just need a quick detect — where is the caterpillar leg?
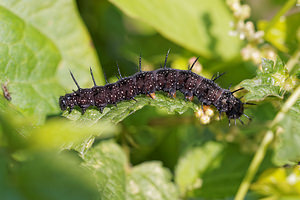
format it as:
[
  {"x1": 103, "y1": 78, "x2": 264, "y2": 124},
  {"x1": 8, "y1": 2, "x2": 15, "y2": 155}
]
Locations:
[
  {"x1": 98, "y1": 107, "x2": 104, "y2": 114},
  {"x1": 228, "y1": 117, "x2": 245, "y2": 126},
  {"x1": 243, "y1": 113, "x2": 252, "y2": 121},
  {"x1": 132, "y1": 97, "x2": 138, "y2": 102},
  {"x1": 80, "y1": 105, "x2": 90, "y2": 115},
  {"x1": 68, "y1": 106, "x2": 74, "y2": 114},
  {"x1": 168, "y1": 89, "x2": 176, "y2": 98},
  {"x1": 147, "y1": 93, "x2": 156, "y2": 99},
  {"x1": 238, "y1": 118, "x2": 244, "y2": 125},
  {"x1": 81, "y1": 107, "x2": 86, "y2": 115},
  {"x1": 185, "y1": 95, "x2": 193, "y2": 101}
]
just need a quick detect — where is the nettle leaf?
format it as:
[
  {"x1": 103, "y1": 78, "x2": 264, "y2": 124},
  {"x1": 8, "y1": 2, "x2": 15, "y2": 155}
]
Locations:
[
  {"x1": 63, "y1": 92, "x2": 198, "y2": 124},
  {"x1": 175, "y1": 142, "x2": 223, "y2": 196},
  {"x1": 240, "y1": 57, "x2": 300, "y2": 165},
  {"x1": 0, "y1": 7, "x2": 61, "y2": 124},
  {"x1": 273, "y1": 99, "x2": 300, "y2": 165},
  {"x1": 0, "y1": 0, "x2": 102, "y2": 123},
  {"x1": 126, "y1": 162, "x2": 179, "y2": 200},
  {"x1": 0, "y1": 0, "x2": 103, "y2": 88},
  {"x1": 240, "y1": 57, "x2": 296, "y2": 102},
  {"x1": 82, "y1": 141, "x2": 127, "y2": 200},
  {"x1": 82, "y1": 141, "x2": 179, "y2": 200},
  {"x1": 109, "y1": 0, "x2": 241, "y2": 59}
]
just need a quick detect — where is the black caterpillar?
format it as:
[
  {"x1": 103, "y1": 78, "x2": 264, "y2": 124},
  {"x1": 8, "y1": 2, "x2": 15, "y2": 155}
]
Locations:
[{"x1": 59, "y1": 51, "x2": 253, "y2": 125}]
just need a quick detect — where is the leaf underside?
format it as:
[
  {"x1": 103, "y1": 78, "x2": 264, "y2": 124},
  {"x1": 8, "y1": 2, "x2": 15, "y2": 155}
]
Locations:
[{"x1": 63, "y1": 92, "x2": 199, "y2": 124}]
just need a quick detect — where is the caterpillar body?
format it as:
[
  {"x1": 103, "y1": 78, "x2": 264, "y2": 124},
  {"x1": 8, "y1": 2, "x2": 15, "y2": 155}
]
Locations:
[{"x1": 59, "y1": 53, "x2": 252, "y2": 125}]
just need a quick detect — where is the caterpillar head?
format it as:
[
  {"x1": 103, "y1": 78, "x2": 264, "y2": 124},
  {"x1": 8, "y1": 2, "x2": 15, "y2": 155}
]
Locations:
[
  {"x1": 59, "y1": 93, "x2": 81, "y2": 113},
  {"x1": 225, "y1": 96, "x2": 244, "y2": 120},
  {"x1": 217, "y1": 90, "x2": 249, "y2": 125}
]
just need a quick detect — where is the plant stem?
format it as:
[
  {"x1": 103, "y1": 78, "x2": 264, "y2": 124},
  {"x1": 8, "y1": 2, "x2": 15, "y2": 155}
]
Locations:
[
  {"x1": 234, "y1": 85, "x2": 300, "y2": 200},
  {"x1": 234, "y1": 130, "x2": 273, "y2": 200},
  {"x1": 264, "y1": 0, "x2": 297, "y2": 34},
  {"x1": 286, "y1": 49, "x2": 300, "y2": 73},
  {"x1": 270, "y1": 85, "x2": 300, "y2": 127}
]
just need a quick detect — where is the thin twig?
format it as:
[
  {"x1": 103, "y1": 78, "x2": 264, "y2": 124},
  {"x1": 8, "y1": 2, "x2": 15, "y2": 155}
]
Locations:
[{"x1": 286, "y1": 49, "x2": 300, "y2": 73}]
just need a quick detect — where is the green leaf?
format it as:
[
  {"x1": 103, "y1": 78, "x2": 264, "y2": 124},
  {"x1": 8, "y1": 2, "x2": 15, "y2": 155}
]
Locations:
[
  {"x1": 252, "y1": 167, "x2": 300, "y2": 199},
  {"x1": 174, "y1": 143, "x2": 271, "y2": 199},
  {"x1": 258, "y1": 12, "x2": 300, "y2": 53},
  {"x1": 240, "y1": 57, "x2": 296, "y2": 102},
  {"x1": 0, "y1": 0, "x2": 103, "y2": 123},
  {"x1": 63, "y1": 92, "x2": 198, "y2": 124},
  {"x1": 0, "y1": 96, "x2": 118, "y2": 154},
  {"x1": 273, "y1": 99, "x2": 300, "y2": 165},
  {"x1": 0, "y1": 6, "x2": 62, "y2": 123},
  {"x1": 0, "y1": 98, "x2": 30, "y2": 151},
  {"x1": 109, "y1": 0, "x2": 241, "y2": 59},
  {"x1": 28, "y1": 119, "x2": 118, "y2": 155},
  {"x1": 240, "y1": 57, "x2": 300, "y2": 165},
  {"x1": 259, "y1": 19, "x2": 288, "y2": 52},
  {"x1": 0, "y1": 0, "x2": 103, "y2": 87},
  {"x1": 83, "y1": 141, "x2": 179, "y2": 200},
  {"x1": 126, "y1": 162, "x2": 179, "y2": 200},
  {"x1": 14, "y1": 152, "x2": 99, "y2": 200},
  {"x1": 175, "y1": 141, "x2": 223, "y2": 196},
  {"x1": 82, "y1": 141, "x2": 127, "y2": 200}
]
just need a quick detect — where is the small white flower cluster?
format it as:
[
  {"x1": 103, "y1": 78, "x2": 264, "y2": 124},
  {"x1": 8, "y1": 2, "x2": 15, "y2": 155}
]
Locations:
[
  {"x1": 227, "y1": 0, "x2": 276, "y2": 64},
  {"x1": 241, "y1": 44, "x2": 276, "y2": 64},
  {"x1": 195, "y1": 106, "x2": 214, "y2": 124}
]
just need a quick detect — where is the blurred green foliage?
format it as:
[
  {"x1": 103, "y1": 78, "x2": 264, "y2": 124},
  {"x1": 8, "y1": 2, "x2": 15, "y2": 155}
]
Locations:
[
  {"x1": 241, "y1": 57, "x2": 296, "y2": 101},
  {"x1": 0, "y1": 0, "x2": 299, "y2": 199},
  {"x1": 252, "y1": 167, "x2": 300, "y2": 199}
]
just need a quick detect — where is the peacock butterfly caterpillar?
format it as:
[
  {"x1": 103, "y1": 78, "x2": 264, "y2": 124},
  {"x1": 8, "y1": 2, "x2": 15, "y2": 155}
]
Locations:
[{"x1": 59, "y1": 51, "x2": 254, "y2": 125}]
